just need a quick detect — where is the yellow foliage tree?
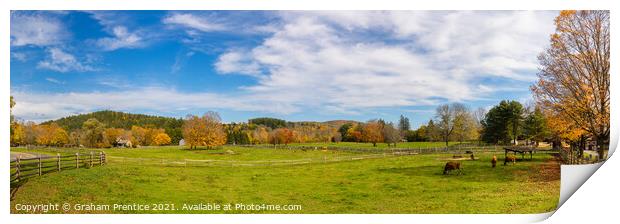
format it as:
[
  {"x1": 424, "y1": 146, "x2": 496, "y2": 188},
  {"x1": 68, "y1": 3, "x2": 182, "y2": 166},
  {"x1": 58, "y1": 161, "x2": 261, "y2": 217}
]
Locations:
[
  {"x1": 10, "y1": 122, "x2": 25, "y2": 146},
  {"x1": 182, "y1": 112, "x2": 227, "y2": 149},
  {"x1": 35, "y1": 123, "x2": 69, "y2": 146},
  {"x1": 532, "y1": 10, "x2": 610, "y2": 158},
  {"x1": 104, "y1": 128, "x2": 126, "y2": 146},
  {"x1": 153, "y1": 133, "x2": 172, "y2": 146}
]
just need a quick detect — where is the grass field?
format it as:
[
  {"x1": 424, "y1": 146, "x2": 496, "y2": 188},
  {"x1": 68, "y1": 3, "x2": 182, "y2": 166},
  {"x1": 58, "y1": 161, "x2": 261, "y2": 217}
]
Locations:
[{"x1": 10, "y1": 145, "x2": 560, "y2": 214}]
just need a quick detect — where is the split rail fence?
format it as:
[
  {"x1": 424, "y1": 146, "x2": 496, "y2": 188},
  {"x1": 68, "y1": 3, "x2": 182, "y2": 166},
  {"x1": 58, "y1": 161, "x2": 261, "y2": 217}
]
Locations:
[
  {"x1": 10, "y1": 152, "x2": 106, "y2": 184},
  {"x1": 107, "y1": 151, "x2": 419, "y2": 167}
]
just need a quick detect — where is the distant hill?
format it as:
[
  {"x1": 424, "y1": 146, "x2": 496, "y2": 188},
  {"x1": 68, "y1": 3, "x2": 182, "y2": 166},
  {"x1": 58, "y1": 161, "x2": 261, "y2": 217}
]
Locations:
[
  {"x1": 323, "y1": 120, "x2": 360, "y2": 128},
  {"x1": 42, "y1": 110, "x2": 184, "y2": 144},
  {"x1": 42, "y1": 111, "x2": 360, "y2": 144}
]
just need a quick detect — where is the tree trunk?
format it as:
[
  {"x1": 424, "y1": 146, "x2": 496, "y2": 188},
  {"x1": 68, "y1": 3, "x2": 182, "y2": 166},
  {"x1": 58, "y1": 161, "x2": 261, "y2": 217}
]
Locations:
[{"x1": 596, "y1": 135, "x2": 607, "y2": 161}]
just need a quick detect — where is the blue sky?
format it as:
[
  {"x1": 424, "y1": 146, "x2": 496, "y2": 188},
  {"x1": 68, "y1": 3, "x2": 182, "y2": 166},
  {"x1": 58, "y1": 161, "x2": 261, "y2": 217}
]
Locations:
[{"x1": 10, "y1": 11, "x2": 557, "y2": 127}]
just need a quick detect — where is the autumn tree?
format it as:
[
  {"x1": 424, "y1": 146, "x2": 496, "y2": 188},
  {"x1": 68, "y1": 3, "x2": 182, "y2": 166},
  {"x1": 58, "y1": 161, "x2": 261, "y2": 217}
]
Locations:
[
  {"x1": 270, "y1": 128, "x2": 295, "y2": 145},
  {"x1": 346, "y1": 125, "x2": 363, "y2": 142},
  {"x1": 69, "y1": 130, "x2": 83, "y2": 147},
  {"x1": 182, "y1": 112, "x2": 227, "y2": 149},
  {"x1": 452, "y1": 112, "x2": 478, "y2": 144},
  {"x1": 35, "y1": 123, "x2": 69, "y2": 146},
  {"x1": 104, "y1": 128, "x2": 126, "y2": 146},
  {"x1": 152, "y1": 132, "x2": 172, "y2": 146},
  {"x1": 10, "y1": 122, "x2": 25, "y2": 146},
  {"x1": 251, "y1": 126, "x2": 269, "y2": 144},
  {"x1": 130, "y1": 126, "x2": 148, "y2": 146},
  {"x1": 362, "y1": 120, "x2": 384, "y2": 147},
  {"x1": 82, "y1": 118, "x2": 106, "y2": 147},
  {"x1": 23, "y1": 122, "x2": 38, "y2": 145},
  {"x1": 531, "y1": 10, "x2": 610, "y2": 159}
]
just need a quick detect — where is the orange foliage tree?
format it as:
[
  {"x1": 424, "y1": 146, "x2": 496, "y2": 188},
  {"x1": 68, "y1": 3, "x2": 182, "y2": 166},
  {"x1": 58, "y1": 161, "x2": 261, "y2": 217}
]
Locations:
[
  {"x1": 182, "y1": 112, "x2": 227, "y2": 149},
  {"x1": 531, "y1": 10, "x2": 609, "y2": 158},
  {"x1": 361, "y1": 121, "x2": 384, "y2": 147},
  {"x1": 153, "y1": 133, "x2": 172, "y2": 146}
]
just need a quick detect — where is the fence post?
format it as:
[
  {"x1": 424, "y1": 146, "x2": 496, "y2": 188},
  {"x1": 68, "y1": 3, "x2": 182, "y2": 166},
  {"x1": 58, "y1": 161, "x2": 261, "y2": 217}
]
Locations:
[
  {"x1": 57, "y1": 153, "x2": 61, "y2": 171},
  {"x1": 16, "y1": 156, "x2": 21, "y2": 182},
  {"x1": 76, "y1": 153, "x2": 79, "y2": 168},
  {"x1": 90, "y1": 152, "x2": 93, "y2": 168},
  {"x1": 99, "y1": 152, "x2": 103, "y2": 165},
  {"x1": 38, "y1": 156, "x2": 42, "y2": 176}
]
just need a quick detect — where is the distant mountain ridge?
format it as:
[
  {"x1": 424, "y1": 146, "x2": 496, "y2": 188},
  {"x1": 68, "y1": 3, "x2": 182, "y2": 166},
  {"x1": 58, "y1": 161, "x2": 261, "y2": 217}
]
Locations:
[
  {"x1": 42, "y1": 110, "x2": 359, "y2": 144},
  {"x1": 42, "y1": 110, "x2": 184, "y2": 132},
  {"x1": 44, "y1": 110, "x2": 359, "y2": 131}
]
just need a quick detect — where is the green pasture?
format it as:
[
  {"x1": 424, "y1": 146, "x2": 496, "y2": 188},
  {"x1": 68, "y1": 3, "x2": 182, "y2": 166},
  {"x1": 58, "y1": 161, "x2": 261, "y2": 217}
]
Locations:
[{"x1": 10, "y1": 145, "x2": 559, "y2": 214}]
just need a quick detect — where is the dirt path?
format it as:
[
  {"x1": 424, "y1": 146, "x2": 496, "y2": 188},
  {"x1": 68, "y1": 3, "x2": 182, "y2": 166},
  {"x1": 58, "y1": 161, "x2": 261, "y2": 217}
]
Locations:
[{"x1": 10, "y1": 152, "x2": 47, "y2": 161}]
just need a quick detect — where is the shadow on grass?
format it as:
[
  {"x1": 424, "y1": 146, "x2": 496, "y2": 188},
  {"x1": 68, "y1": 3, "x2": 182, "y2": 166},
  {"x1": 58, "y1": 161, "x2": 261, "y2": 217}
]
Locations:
[
  {"x1": 10, "y1": 180, "x2": 27, "y2": 201},
  {"x1": 376, "y1": 160, "x2": 559, "y2": 183}
]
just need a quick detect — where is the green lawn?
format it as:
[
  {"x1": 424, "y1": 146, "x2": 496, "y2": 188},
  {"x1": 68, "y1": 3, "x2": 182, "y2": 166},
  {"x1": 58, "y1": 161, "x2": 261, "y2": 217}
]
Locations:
[{"x1": 10, "y1": 146, "x2": 559, "y2": 214}]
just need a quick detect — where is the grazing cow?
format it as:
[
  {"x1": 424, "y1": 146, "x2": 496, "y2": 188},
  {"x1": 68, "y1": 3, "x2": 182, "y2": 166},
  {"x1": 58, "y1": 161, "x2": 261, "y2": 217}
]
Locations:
[
  {"x1": 491, "y1": 155, "x2": 497, "y2": 168},
  {"x1": 504, "y1": 155, "x2": 516, "y2": 165},
  {"x1": 443, "y1": 161, "x2": 462, "y2": 175}
]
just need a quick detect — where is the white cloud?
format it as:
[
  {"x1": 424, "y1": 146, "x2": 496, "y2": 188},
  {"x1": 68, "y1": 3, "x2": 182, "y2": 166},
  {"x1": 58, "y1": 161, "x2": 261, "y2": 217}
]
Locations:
[
  {"x1": 13, "y1": 11, "x2": 558, "y2": 122},
  {"x1": 45, "y1": 77, "x2": 64, "y2": 84},
  {"x1": 213, "y1": 11, "x2": 556, "y2": 113},
  {"x1": 11, "y1": 87, "x2": 300, "y2": 123},
  {"x1": 96, "y1": 26, "x2": 143, "y2": 51},
  {"x1": 37, "y1": 48, "x2": 95, "y2": 73},
  {"x1": 11, "y1": 52, "x2": 27, "y2": 62},
  {"x1": 10, "y1": 13, "x2": 68, "y2": 47},
  {"x1": 215, "y1": 51, "x2": 262, "y2": 76},
  {"x1": 163, "y1": 13, "x2": 226, "y2": 32}
]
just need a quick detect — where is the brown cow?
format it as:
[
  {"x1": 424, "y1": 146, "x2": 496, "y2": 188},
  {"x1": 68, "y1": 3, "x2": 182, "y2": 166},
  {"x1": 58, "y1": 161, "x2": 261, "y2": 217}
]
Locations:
[
  {"x1": 504, "y1": 155, "x2": 516, "y2": 165},
  {"x1": 491, "y1": 155, "x2": 497, "y2": 168},
  {"x1": 443, "y1": 161, "x2": 462, "y2": 175}
]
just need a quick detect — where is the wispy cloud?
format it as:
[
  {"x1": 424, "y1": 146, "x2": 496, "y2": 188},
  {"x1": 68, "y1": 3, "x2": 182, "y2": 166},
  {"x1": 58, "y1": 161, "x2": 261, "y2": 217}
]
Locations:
[
  {"x1": 45, "y1": 77, "x2": 64, "y2": 85},
  {"x1": 171, "y1": 51, "x2": 195, "y2": 73},
  {"x1": 163, "y1": 13, "x2": 227, "y2": 32},
  {"x1": 213, "y1": 11, "x2": 555, "y2": 113},
  {"x1": 87, "y1": 11, "x2": 146, "y2": 51},
  {"x1": 95, "y1": 26, "x2": 144, "y2": 51},
  {"x1": 11, "y1": 11, "x2": 557, "y2": 123},
  {"x1": 11, "y1": 87, "x2": 300, "y2": 123},
  {"x1": 10, "y1": 12, "x2": 68, "y2": 47},
  {"x1": 37, "y1": 48, "x2": 96, "y2": 73}
]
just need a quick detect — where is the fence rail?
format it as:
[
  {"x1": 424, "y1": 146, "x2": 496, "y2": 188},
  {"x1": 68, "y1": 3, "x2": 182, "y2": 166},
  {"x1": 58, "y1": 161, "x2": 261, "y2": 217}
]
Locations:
[
  {"x1": 10, "y1": 152, "x2": 106, "y2": 184},
  {"x1": 107, "y1": 151, "x2": 422, "y2": 167},
  {"x1": 559, "y1": 147, "x2": 607, "y2": 164},
  {"x1": 238, "y1": 144, "x2": 514, "y2": 154}
]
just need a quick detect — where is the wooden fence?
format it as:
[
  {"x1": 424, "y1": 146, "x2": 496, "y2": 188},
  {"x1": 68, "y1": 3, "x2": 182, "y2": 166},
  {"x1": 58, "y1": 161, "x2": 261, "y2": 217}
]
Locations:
[
  {"x1": 107, "y1": 151, "x2": 420, "y2": 167},
  {"x1": 238, "y1": 144, "x2": 511, "y2": 154},
  {"x1": 559, "y1": 147, "x2": 606, "y2": 164},
  {"x1": 10, "y1": 152, "x2": 106, "y2": 184}
]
